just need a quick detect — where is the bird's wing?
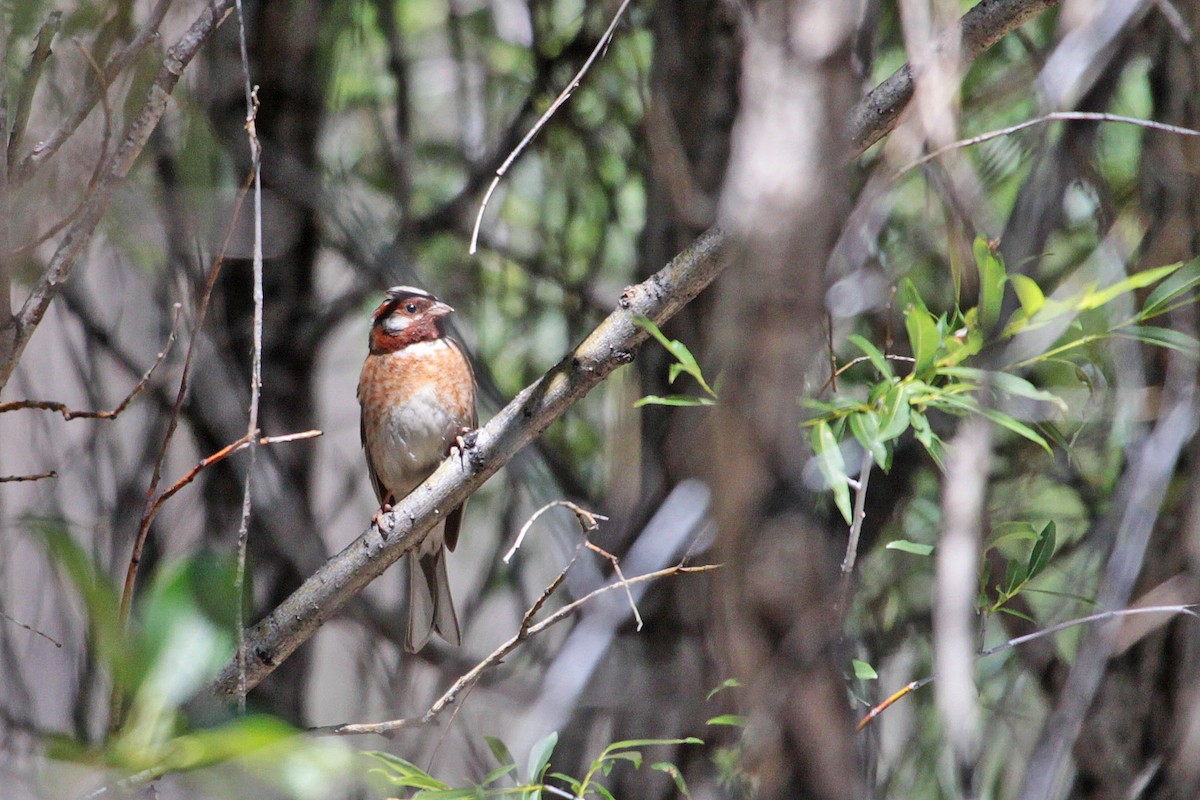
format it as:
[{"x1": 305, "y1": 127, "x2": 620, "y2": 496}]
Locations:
[{"x1": 360, "y1": 410, "x2": 389, "y2": 505}]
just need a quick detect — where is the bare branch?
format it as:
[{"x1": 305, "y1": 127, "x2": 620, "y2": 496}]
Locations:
[
  {"x1": 0, "y1": 304, "x2": 181, "y2": 420},
  {"x1": 469, "y1": 0, "x2": 634, "y2": 253},
  {"x1": 503, "y1": 499, "x2": 608, "y2": 563},
  {"x1": 0, "y1": 471, "x2": 57, "y2": 483},
  {"x1": 6, "y1": 12, "x2": 62, "y2": 169},
  {"x1": 0, "y1": 609, "x2": 62, "y2": 648},
  {"x1": 210, "y1": 226, "x2": 728, "y2": 697}
]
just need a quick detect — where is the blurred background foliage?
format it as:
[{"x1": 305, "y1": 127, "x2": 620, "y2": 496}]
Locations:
[{"x1": 2, "y1": 0, "x2": 1200, "y2": 798}]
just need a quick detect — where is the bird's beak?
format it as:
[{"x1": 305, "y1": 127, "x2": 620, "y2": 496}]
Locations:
[{"x1": 428, "y1": 301, "x2": 454, "y2": 317}]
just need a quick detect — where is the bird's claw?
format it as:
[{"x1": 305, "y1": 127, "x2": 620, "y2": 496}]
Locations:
[{"x1": 373, "y1": 500, "x2": 394, "y2": 536}]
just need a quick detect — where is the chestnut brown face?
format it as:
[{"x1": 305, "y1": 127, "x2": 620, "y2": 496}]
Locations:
[{"x1": 369, "y1": 287, "x2": 454, "y2": 354}]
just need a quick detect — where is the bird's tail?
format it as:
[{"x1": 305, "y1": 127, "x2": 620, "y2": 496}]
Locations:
[{"x1": 406, "y1": 545, "x2": 461, "y2": 653}]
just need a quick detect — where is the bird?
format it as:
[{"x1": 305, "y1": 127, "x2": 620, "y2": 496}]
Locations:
[{"x1": 357, "y1": 285, "x2": 477, "y2": 652}]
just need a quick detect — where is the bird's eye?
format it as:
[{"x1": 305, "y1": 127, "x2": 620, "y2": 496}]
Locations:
[{"x1": 405, "y1": 303, "x2": 418, "y2": 313}]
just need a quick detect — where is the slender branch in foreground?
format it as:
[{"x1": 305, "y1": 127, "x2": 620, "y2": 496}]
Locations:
[
  {"x1": 0, "y1": 304, "x2": 181, "y2": 419},
  {"x1": 895, "y1": 111, "x2": 1200, "y2": 178},
  {"x1": 503, "y1": 499, "x2": 608, "y2": 563},
  {"x1": 318, "y1": 564, "x2": 717, "y2": 737},
  {"x1": 0, "y1": 471, "x2": 57, "y2": 483},
  {"x1": 856, "y1": 604, "x2": 1199, "y2": 732},
  {"x1": 838, "y1": 453, "x2": 874, "y2": 615},
  {"x1": 232, "y1": 0, "x2": 265, "y2": 718},
  {"x1": 6, "y1": 12, "x2": 62, "y2": 170},
  {"x1": 0, "y1": 609, "x2": 62, "y2": 647},
  {"x1": 210, "y1": 226, "x2": 728, "y2": 698},
  {"x1": 469, "y1": 0, "x2": 633, "y2": 253}
]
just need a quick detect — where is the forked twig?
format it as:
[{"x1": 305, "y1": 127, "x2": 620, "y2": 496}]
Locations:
[
  {"x1": 0, "y1": 304, "x2": 181, "y2": 419},
  {"x1": 504, "y1": 499, "x2": 608, "y2": 563},
  {"x1": 856, "y1": 604, "x2": 1199, "y2": 731},
  {"x1": 469, "y1": 0, "x2": 634, "y2": 253},
  {"x1": 320, "y1": 563, "x2": 717, "y2": 738}
]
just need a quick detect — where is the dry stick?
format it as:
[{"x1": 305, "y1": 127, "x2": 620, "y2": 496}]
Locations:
[
  {"x1": 856, "y1": 604, "x2": 1199, "y2": 732},
  {"x1": 0, "y1": 304, "x2": 181, "y2": 419},
  {"x1": 11, "y1": 0, "x2": 173, "y2": 186},
  {"x1": 818, "y1": 354, "x2": 916, "y2": 395},
  {"x1": 838, "y1": 452, "x2": 874, "y2": 615},
  {"x1": 0, "y1": 471, "x2": 56, "y2": 483},
  {"x1": 209, "y1": 227, "x2": 728, "y2": 698},
  {"x1": 232, "y1": 0, "x2": 264, "y2": 718},
  {"x1": 584, "y1": 540, "x2": 644, "y2": 631},
  {"x1": 6, "y1": 12, "x2": 62, "y2": 169},
  {"x1": 143, "y1": 431, "x2": 321, "y2": 531},
  {"x1": 0, "y1": 609, "x2": 62, "y2": 648},
  {"x1": 321, "y1": 564, "x2": 717, "y2": 738},
  {"x1": 503, "y1": 499, "x2": 608, "y2": 563},
  {"x1": 468, "y1": 0, "x2": 633, "y2": 254}
]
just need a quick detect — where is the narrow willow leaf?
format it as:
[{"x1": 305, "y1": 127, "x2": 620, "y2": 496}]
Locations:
[
  {"x1": 634, "y1": 395, "x2": 718, "y2": 408},
  {"x1": 876, "y1": 383, "x2": 911, "y2": 443},
  {"x1": 1009, "y1": 274, "x2": 1045, "y2": 316},
  {"x1": 485, "y1": 737, "x2": 517, "y2": 772},
  {"x1": 886, "y1": 540, "x2": 934, "y2": 556},
  {"x1": 974, "y1": 238, "x2": 1006, "y2": 328},
  {"x1": 848, "y1": 411, "x2": 888, "y2": 469},
  {"x1": 1027, "y1": 521, "x2": 1056, "y2": 579},
  {"x1": 905, "y1": 305, "x2": 940, "y2": 375},
  {"x1": 651, "y1": 762, "x2": 692, "y2": 798},
  {"x1": 985, "y1": 522, "x2": 1039, "y2": 554},
  {"x1": 996, "y1": 606, "x2": 1037, "y2": 623},
  {"x1": 706, "y1": 715, "x2": 749, "y2": 727},
  {"x1": 851, "y1": 659, "x2": 878, "y2": 680},
  {"x1": 934, "y1": 393, "x2": 1051, "y2": 452},
  {"x1": 812, "y1": 421, "x2": 853, "y2": 524},
  {"x1": 1113, "y1": 326, "x2": 1200, "y2": 360},
  {"x1": 528, "y1": 731, "x2": 558, "y2": 783},
  {"x1": 1142, "y1": 262, "x2": 1200, "y2": 318},
  {"x1": 1077, "y1": 263, "x2": 1180, "y2": 310},
  {"x1": 1002, "y1": 558, "x2": 1028, "y2": 596},
  {"x1": 847, "y1": 334, "x2": 895, "y2": 379},
  {"x1": 706, "y1": 678, "x2": 742, "y2": 701}
]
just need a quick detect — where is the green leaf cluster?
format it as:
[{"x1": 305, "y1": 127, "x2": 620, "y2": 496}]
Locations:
[{"x1": 633, "y1": 316, "x2": 719, "y2": 407}]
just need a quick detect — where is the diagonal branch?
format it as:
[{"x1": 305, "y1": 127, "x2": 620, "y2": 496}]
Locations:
[{"x1": 210, "y1": 226, "x2": 728, "y2": 697}]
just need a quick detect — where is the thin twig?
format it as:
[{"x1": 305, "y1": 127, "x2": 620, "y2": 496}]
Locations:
[
  {"x1": 0, "y1": 471, "x2": 57, "y2": 483},
  {"x1": 817, "y1": 353, "x2": 916, "y2": 395},
  {"x1": 856, "y1": 604, "x2": 1199, "y2": 731},
  {"x1": 503, "y1": 499, "x2": 608, "y2": 563},
  {"x1": 1152, "y1": 0, "x2": 1194, "y2": 43},
  {"x1": 895, "y1": 111, "x2": 1200, "y2": 179},
  {"x1": 585, "y1": 540, "x2": 643, "y2": 631},
  {"x1": 319, "y1": 563, "x2": 717, "y2": 737},
  {"x1": 468, "y1": 0, "x2": 634, "y2": 253},
  {"x1": 232, "y1": 0, "x2": 264, "y2": 718},
  {"x1": 6, "y1": 12, "x2": 62, "y2": 169},
  {"x1": 838, "y1": 452, "x2": 874, "y2": 614},
  {"x1": 0, "y1": 304, "x2": 181, "y2": 419},
  {"x1": 0, "y1": 609, "x2": 63, "y2": 647}
]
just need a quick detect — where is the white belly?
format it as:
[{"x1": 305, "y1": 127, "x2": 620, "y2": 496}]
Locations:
[{"x1": 372, "y1": 382, "x2": 458, "y2": 499}]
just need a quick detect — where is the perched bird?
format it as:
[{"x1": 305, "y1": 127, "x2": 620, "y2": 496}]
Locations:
[{"x1": 357, "y1": 286, "x2": 477, "y2": 652}]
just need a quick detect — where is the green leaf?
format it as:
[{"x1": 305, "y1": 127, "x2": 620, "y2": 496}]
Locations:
[
  {"x1": 602, "y1": 737, "x2": 703, "y2": 753},
  {"x1": 485, "y1": 736, "x2": 517, "y2": 772},
  {"x1": 592, "y1": 784, "x2": 618, "y2": 800},
  {"x1": 905, "y1": 305, "x2": 940, "y2": 375},
  {"x1": 1142, "y1": 261, "x2": 1200, "y2": 318},
  {"x1": 848, "y1": 411, "x2": 888, "y2": 468},
  {"x1": 974, "y1": 238, "x2": 1006, "y2": 328},
  {"x1": 706, "y1": 715, "x2": 749, "y2": 727},
  {"x1": 1077, "y1": 263, "x2": 1180, "y2": 310},
  {"x1": 1009, "y1": 274, "x2": 1045, "y2": 316},
  {"x1": 1112, "y1": 326, "x2": 1200, "y2": 360},
  {"x1": 481, "y1": 763, "x2": 518, "y2": 787},
  {"x1": 933, "y1": 393, "x2": 1051, "y2": 452},
  {"x1": 706, "y1": 678, "x2": 742, "y2": 701},
  {"x1": 851, "y1": 659, "x2": 878, "y2": 680},
  {"x1": 847, "y1": 334, "x2": 894, "y2": 379},
  {"x1": 527, "y1": 731, "x2": 558, "y2": 784},
  {"x1": 886, "y1": 540, "x2": 934, "y2": 556},
  {"x1": 1022, "y1": 587, "x2": 1100, "y2": 607},
  {"x1": 651, "y1": 762, "x2": 692, "y2": 798},
  {"x1": 996, "y1": 606, "x2": 1036, "y2": 623},
  {"x1": 634, "y1": 394, "x2": 718, "y2": 407},
  {"x1": 1027, "y1": 521, "x2": 1056, "y2": 579},
  {"x1": 1002, "y1": 558, "x2": 1028, "y2": 597},
  {"x1": 812, "y1": 421, "x2": 853, "y2": 524},
  {"x1": 986, "y1": 522, "x2": 1039, "y2": 553},
  {"x1": 876, "y1": 383, "x2": 912, "y2": 443},
  {"x1": 604, "y1": 751, "x2": 644, "y2": 769}
]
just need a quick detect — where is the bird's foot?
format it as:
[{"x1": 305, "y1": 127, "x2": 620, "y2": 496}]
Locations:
[
  {"x1": 373, "y1": 500, "x2": 395, "y2": 536},
  {"x1": 449, "y1": 427, "x2": 477, "y2": 467}
]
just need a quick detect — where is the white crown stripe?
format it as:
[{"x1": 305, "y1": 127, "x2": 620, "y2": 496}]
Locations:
[{"x1": 386, "y1": 285, "x2": 437, "y2": 301}]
